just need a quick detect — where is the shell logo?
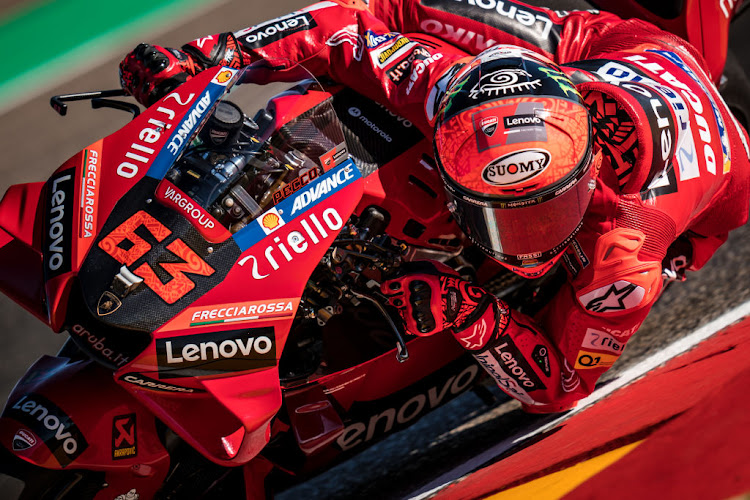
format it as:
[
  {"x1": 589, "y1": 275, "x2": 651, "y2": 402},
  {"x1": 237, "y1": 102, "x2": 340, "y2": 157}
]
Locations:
[
  {"x1": 262, "y1": 212, "x2": 280, "y2": 230},
  {"x1": 216, "y1": 70, "x2": 233, "y2": 84}
]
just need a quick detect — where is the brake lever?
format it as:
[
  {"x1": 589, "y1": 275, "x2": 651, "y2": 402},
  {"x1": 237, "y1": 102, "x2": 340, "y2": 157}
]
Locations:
[{"x1": 349, "y1": 289, "x2": 409, "y2": 363}]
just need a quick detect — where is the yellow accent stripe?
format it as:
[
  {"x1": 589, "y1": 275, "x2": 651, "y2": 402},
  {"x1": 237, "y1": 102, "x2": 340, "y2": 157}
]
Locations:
[{"x1": 486, "y1": 440, "x2": 643, "y2": 500}]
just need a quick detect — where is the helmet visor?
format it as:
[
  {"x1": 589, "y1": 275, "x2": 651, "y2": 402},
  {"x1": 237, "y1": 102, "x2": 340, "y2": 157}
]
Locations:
[{"x1": 446, "y1": 153, "x2": 596, "y2": 267}]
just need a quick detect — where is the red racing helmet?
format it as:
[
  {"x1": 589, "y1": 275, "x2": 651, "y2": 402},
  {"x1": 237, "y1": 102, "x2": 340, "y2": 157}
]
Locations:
[{"x1": 434, "y1": 46, "x2": 601, "y2": 278}]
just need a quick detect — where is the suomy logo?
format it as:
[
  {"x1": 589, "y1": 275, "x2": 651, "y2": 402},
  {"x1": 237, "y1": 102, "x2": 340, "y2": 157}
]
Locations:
[
  {"x1": 9, "y1": 394, "x2": 88, "y2": 467},
  {"x1": 120, "y1": 372, "x2": 205, "y2": 393},
  {"x1": 482, "y1": 148, "x2": 551, "y2": 186}
]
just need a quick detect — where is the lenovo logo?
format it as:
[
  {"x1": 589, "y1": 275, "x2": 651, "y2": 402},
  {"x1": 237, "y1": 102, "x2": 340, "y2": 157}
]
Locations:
[
  {"x1": 8, "y1": 393, "x2": 88, "y2": 467},
  {"x1": 156, "y1": 328, "x2": 276, "y2": 378},
  {"x1": 45, "y1": 171, "x2": 74, "y2": 275}
]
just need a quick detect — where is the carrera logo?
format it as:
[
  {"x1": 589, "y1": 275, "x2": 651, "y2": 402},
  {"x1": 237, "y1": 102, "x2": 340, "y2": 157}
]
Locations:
[
  {"x1": 156, "y1": 328, "x2": 276, "y2": 378},
  {"x1": 481, "y1": 116, "x2": 498, "y2": 136},
  {"x1": 12, "y1": 428, "x2": 37, "y2": 451},
  {"x1": 242, "y1": 12, "x2": 317, "y2": 48},
  {"x1": 240, "y1": 207, "x2": 344, "y2": 280},
  {"x1": 9, "y1": 394, "x2": 88, "y2": 467},
  {"x1": 482, "y1": 149, "x2": 551, "y2": 186},
  {"x1": 112, "y1": 414, "x2": 137, "y2": 460},
  {"x1": 120, "y1": 373, "x2": 205, "y2": 393}
]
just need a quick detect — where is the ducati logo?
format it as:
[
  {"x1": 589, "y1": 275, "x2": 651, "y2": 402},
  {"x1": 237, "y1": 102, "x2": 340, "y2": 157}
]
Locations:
[
  {"x1": 481, "y1": 116, "x2": 498, "y2": 137},
  {"x1": 12, "y1": 428, "x2": 37, "y2": 451},
  {"x1": 97, "y1": 291, "x2": 122, "y2": 316}
]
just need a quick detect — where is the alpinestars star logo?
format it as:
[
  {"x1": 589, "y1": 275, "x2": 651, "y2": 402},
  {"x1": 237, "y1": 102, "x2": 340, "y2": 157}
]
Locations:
[
  {"x1": 457, "y1": 319, "x2": 488, "y2": 350},
  {"x1": 584, "y1": 281, "x2": 641, "y2": 313}
]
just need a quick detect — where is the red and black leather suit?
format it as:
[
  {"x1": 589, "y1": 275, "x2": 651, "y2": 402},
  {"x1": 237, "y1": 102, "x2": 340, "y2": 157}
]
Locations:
[{"x1": 120, "y1": 0, "x2": 750, "y2": 412}]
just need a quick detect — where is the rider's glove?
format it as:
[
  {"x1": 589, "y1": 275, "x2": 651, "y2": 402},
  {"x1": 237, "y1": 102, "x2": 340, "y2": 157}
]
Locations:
[
  {"x1": 380, "y1": 261, "x2": 507, "y2": 348},
  {"x1": 119, "y1": 43, "x2": 199, "y2": 106},
  {"x1": 120, "y1": 33, "x2": 244, "y2": 106}
]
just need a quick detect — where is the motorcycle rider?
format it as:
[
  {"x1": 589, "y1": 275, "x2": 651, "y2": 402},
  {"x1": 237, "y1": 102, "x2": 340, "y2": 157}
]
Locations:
[{"x1": 119, "y1": 0, "x2": 750, "y2": 413}]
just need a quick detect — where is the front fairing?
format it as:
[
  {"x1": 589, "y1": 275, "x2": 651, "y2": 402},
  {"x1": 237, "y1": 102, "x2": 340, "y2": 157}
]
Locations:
[
  {"x1": 35, "y1": 64, "x2": 363, "y2": 465},
  {"x1": 0, "y1": 355, "x2": 170, "y2": 498}
]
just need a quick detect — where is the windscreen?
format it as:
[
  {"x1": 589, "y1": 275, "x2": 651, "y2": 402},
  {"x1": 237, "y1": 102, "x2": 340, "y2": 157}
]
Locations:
[{"x1": 160, "y1": 63, "x2": 349, "y2": 234}]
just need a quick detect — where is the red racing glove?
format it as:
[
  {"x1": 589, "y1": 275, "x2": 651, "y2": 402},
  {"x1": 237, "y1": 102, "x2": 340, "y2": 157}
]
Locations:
[
  {"x1": 120, "y1": 33, "x2": 245, "y2": 106},
  {"x1": 380, "y1": 261, "x2": 508, "y2": 349},
  {"x1": 119, "y1": 43, "x2": 199, "y2": 106}
]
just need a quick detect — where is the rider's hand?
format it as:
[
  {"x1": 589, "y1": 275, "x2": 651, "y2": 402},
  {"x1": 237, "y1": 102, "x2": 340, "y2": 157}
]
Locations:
[
  {"x1": 380, "y1": 261, "x2": 495, "y2": 337},
  {"x1": 119, "y1": 43, "x2": 199, "y2": 106}
]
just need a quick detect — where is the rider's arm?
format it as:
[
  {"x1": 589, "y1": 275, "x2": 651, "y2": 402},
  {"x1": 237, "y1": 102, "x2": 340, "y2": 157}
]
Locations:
[
  {"x1": 121, "y1": 0, "x2": 468, "y2": 134},
  {"x1": 367, "y1": 0, "x2": 709, "y2": 74}
]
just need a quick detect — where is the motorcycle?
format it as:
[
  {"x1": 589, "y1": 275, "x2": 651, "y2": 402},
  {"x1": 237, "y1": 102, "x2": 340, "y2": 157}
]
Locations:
[
  {"x1": 2, "y1": 1, "x2": 749, "y2": 498},
  {"x1": 0, "y1": 62, "x2": 543, "y2": 499}
]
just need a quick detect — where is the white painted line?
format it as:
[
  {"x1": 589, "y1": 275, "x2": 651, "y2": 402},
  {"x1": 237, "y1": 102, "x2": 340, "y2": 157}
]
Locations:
[{"x1": 408, "y1": 299, "x2": 750, "y2": 499}]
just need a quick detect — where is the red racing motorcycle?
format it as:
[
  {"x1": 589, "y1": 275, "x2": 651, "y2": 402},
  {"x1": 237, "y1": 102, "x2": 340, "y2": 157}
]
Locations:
[
  {"x1": 1, "y1": 1, "x2": 748, "y2": 498},
  {"x1": 0, "y1": 63, "x2": 535, "y2": 499}
]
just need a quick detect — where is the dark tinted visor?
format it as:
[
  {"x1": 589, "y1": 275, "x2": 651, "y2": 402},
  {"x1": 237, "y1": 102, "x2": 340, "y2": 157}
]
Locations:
[{"x1": 447, "y1": 162, "x2": 595, "y2": 266}]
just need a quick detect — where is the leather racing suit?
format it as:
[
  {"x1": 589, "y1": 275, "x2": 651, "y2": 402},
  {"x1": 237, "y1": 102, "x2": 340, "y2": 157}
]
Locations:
[{"x1": 124, "y1": 0, "x2": 750, "y2": 412}]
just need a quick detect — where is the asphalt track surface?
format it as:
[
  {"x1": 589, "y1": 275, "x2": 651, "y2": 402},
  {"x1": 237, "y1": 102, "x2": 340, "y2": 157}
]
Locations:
[{"x1": 1, "y1": 1, "x2": 750, "y2": 499}]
